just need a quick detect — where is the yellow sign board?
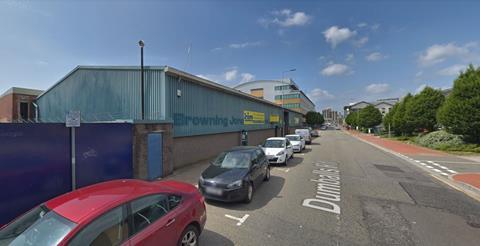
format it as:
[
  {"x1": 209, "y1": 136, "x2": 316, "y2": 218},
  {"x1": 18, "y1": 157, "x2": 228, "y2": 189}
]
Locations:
[
  {"x1": 244, "y1": 110, "x2": 265, "y2": 125},
  {"x1": 269, "y1": 114, "x2": 280, "y2": 123}
]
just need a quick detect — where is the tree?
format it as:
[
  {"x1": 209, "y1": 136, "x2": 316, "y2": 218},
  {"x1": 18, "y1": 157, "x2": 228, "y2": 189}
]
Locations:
[
  {"x1": 383, "y1": 103, "x2": 398, "y2": 134},
  {"x1": 392, "y1": 93, "x2": 414, "y2": 135},
  {"x1": 345, "y1": 111, "x2": 359, "y2": 127},
  {"x1": 358, "y1": 105, "x2": 382, "y2": 129},
  {"x1": 405, "y1": 87, "x2": 445, "y2": 132},
  {"x1": 438, "y1": 65, "x2": 480, "y2": 143},
  {"x1": 306, "y1": 111, "x2": 325, "y2": 126}
]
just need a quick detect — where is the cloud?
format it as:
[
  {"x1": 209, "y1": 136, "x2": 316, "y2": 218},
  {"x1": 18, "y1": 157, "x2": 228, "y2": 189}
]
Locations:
[
  {"x1": 366, "y1": 83, "x2": 390, "y2": 94},
  {"x1": 370, "y1": 24, "x2": 380, "y2": 31},
  {"x1": 323, "y1": 26, "x2": 357, "y2": 48},
  {"x1": 307, "y1": 88, "x2": 335, "y2": 102},
  {"x1": 229, "y1": 41, "x2": 263, "y2": 49},
  {"x1": 321, "y1": 63, "x2": 351, "y2": 76},
  {"x1": 224, "y1": 69, "x2": 238, "y2": 81},
  {"x1": 415, "y1": 71, "x2": 423, "y2": 77},
  {"x1": 438, "y1": 64, "x2": 467, "y2": 76},
  {"x1": 418, "y1": 43, "x2": 469, "y2": 66},
  {"x1": 240, "y1": 73, "x2": 255, "y2": 83},
  {"x1": 354, "y1": 37, "x2": 369, "y2": 47},
  {"x1": 35, "y1": 60, "x2": 48, "y2": 66},
  {"x1": 259, "y1": 9, "x2": 312, "y2": 28},
  {"x1": 415, "y1": 84, "x2": 427, "y2": 94},
  {"x1": 366, "y1": 52, "x2": 387, "y2": 62},
  {"x1": 357, "y1": 22, "x2": 368, "y2": 28},
  {"x1": 211, "y1": 47, "x2": 223, "y2": 52},
  {"x1": 346, "y1": 54, "x2": 355, "y2": 62}
]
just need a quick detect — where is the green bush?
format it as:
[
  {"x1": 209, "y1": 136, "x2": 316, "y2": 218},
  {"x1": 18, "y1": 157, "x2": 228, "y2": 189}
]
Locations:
[{"x1": 415, "y1": 131, "x2": 464, "y2": 149}]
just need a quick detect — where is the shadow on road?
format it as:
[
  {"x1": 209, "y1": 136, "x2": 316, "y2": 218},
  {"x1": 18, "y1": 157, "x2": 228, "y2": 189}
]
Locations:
[
  {"x1": 206, "y1": 175, "x2": 285, "y2": 211},
  {"x1": 308, "y1": 142, "x2": 321, "y2": 146},
  {"x1": 200, "y1": 229, "x2": 234, "y2": 246}
]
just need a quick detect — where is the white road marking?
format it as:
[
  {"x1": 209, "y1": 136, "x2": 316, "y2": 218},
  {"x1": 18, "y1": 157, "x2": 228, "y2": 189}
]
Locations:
[
  {"x1": 225, "y1": 214, "x2": 249, "y2": 226},
  {"x1": 274, "y1": 168, "x2": 290, "y2": 173},
  {"x1": 414, "y1": 160, "x2": 421, "y2": 163},
  {"x1": 419, "y1": 162, "x2": 427, "y2": 166},
  {"x1": 440, "y1": 172, "x2": 449, "y2": 176},
  {"x1": 432, "y1": 169, "x2": 442, "y2": 173},
  {"x1": 446, "y1": 169, "x2": 458, "y2": 174},
  {"x1": 426, "y1": 166, "x2": 434, "y2": 169}
]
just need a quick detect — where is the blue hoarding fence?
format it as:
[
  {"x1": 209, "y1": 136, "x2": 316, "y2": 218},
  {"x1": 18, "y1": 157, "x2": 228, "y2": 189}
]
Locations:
[{"x1": 0, "y1": 123, "x2": 133, "y2": 225}]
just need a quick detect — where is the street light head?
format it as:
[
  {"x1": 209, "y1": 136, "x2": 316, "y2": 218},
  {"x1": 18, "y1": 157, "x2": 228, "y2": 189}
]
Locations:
[{"x1": 138, "y1": 40, "x2": 145, "y2": 47}]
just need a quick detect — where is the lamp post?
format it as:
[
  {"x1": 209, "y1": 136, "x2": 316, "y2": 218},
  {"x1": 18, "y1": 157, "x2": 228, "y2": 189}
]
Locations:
[
  {"x1": 139, "y1": 40, "x2": 145, "y2": 120},
  {"x1": 281, "y1": 68, "x2": 296, "y2": 107}
]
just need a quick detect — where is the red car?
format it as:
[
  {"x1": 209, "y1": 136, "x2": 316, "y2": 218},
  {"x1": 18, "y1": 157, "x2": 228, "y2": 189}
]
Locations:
[{"x1": 0, "y1": 179, "x2": 206, "y2": 246}]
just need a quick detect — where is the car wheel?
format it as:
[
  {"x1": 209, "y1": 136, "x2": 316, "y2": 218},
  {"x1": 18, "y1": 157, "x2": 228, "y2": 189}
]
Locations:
[
  {"x1": 264, "y1": 167, "x2": 270, "y2": 181},
  {"x1": 178, "y1": 225, "x2": 199, "y2": 246},
  {"x1": 283, "y1": 155, "x2": 288, "y2": 166},
  {"x1": 291, "y1": 153, "x2": 294, "y2": 159},
  {"x1": 244, "y1": 182, "x2": 253, "y2": 203}
]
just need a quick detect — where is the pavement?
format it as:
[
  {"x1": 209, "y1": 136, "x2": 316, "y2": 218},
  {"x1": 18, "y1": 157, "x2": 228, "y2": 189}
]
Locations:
[{"x1": 164, "y1": 130, "x2": 480, "y2": 246}]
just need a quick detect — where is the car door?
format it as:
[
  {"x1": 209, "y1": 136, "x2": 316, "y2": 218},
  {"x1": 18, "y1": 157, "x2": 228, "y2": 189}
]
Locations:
[
  {"x1": 250, "y1": 151, "x2": 262, "y2": 185},
  {"x1": 255, "y1": 149, "x2": 267, "y2": 178},
  {"x1": 285, "y1": 139, "x2": 293, "y2": 157},
  {"x1": 68, "y1": 205, "x2": 130, "y2": 246},
  {"x1": 127, "y1": 194, "x2": 178, "y2": 246}
]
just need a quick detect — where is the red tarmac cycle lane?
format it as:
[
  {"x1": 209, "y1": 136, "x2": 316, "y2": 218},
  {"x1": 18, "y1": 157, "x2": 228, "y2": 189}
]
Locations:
[{"x1": 349, "y1": 130, "x2": 447, "y2": 156}]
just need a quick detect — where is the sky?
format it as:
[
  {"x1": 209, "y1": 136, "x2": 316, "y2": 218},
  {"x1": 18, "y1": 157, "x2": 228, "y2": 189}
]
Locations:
[{"x1": 1, "y1": 0, "x2": 479, "y2": 112}]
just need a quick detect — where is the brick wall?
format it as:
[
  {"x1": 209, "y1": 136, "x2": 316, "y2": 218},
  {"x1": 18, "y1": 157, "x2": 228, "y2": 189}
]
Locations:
[
  {"x1": 173, "y1": 128, "x2": 276, "y2": 169},
  {"x1": 0, "y1": 94, "x2": 13, "y2": 122},
  {"x1": 132, "y1": 123, "x2": 174, "y2": 179}
]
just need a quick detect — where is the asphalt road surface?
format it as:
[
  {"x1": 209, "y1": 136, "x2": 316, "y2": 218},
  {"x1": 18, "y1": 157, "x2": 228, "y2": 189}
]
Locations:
[{"x1": 199, "y1": 130, "x2": 480, "y2": 246}]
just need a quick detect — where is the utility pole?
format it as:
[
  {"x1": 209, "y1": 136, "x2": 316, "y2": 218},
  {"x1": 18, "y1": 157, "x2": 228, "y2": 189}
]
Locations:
[{"x1": 139, "y1": 40, "x2": 145, "y2": 120}]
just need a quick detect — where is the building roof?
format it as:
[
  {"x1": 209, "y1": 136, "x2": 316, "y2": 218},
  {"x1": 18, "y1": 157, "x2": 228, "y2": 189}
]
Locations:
[
  {"x1": 37, "y1": 65, "x2": 304, "y2": 116},
  {"x1": 0, "y1": 87, "x2": 43, "y2": 98},
  {"x1": 233, "y1": 78, "x2": 299, "y2": 90},
  {"x1": 233, "y1": 79, "x2": 315, "y2": 108}
]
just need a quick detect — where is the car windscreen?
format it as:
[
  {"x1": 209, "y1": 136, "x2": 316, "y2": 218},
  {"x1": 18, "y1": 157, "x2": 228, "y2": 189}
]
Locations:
[
  {"x1": 263, "y1": 140, "x2": 285, "y2": 148},
  {"x1": 286, "y1": 136, "x2": 300, "y2": 141},
  {"x1": 0, "y1": 205, "x2": 76, "y2": 246},
  {"x1": 212, "y1": 151, "x2": 251, "y2": 169}
]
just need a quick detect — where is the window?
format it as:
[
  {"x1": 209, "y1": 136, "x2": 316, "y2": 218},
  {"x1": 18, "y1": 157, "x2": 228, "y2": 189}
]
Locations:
[
  {"x1": 69, "y1": 205, "x2": 129, "y2": 246},
  {"x1": 19, "y1": 102, "x2": 29, "y2": 120},
  {"x1": 274, "y1": 85, "x2": 290, "y2": 91},
  {"x1": 131, "y1": 194, "x2": 170, "y2": 235},
  {"x1": 256, "y1": 149, "x2": 265, "y2": 161},
  {"x1": 168, "y1": 195, "x2": 182, "y2": 210},
  {"x1": 0, "y1": 205, "x2": 76, "y2": 246}
]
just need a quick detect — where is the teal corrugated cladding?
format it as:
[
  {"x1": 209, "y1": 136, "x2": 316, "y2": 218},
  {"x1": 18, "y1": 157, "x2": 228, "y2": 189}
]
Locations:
[
  {"x1": 37, "y1": 67, "x2": 303, "y2": 136},
  {"x1": 37, "y1": 68, "x2": 145, "y2": 122},
  {"x1": 165, "y1": 74, "x2": 286, "y2": 137}
]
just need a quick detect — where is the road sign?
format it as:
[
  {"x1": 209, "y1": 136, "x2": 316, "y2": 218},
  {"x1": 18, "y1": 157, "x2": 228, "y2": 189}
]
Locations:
[{"x1": 66, "y1": 111, "x2": 81, "y2": 128}]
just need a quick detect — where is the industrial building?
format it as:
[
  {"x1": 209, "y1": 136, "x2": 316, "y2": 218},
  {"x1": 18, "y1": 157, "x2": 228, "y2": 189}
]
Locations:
[
  {"x1": 0, "y1": 87, "x2": 43, "y2": 123},
  {"x1": 343, "y1": 98, "x2": 399, "y2": 117},
  {"x1": 233, "y1": 79, "x2": 315, "y2": 115},
  {"x1": 37, "y1": 66, "x2": 304, "y2": 177}
]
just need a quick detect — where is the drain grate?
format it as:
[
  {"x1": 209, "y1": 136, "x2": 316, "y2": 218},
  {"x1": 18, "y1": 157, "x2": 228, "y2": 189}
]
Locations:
[{"x1": 374, "y1": 164, "x2": 405, "y2": 173}]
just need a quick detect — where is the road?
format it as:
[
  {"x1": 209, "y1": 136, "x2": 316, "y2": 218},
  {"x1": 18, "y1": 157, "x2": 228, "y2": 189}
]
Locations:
[{"x1": 198, "y1": 130, "x2": 480, "y2": 246}]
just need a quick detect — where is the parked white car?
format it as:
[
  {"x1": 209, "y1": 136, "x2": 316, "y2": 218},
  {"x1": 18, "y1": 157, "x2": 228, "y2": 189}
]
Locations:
[
  {"x1": 285, "y1": 134, "x2": 305, "y2": 152},
  {"x1": 295, "y1": 129, "x2": 312, "y2": 144},
  {"x1": 261, "y1": 137, "x2": 294, "y2": 166}
]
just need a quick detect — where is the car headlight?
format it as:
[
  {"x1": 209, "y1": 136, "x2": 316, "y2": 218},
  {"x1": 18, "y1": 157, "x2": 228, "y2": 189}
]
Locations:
[
  {"x1": 276, "y1": 151, "x2": 285, "y2": 156},
  {"x1": 227, "y1": 180, "x2": 243, "y2": 189}
]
